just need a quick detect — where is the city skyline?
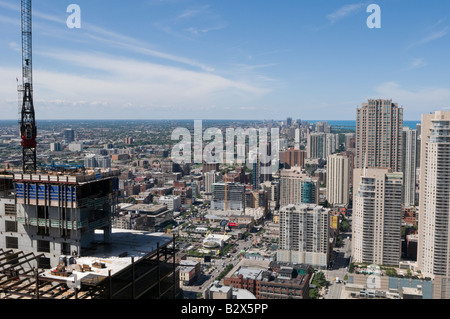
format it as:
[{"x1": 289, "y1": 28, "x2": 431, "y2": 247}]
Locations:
[
  {"x1": 1, "y1": 0, "x2": 450, "y2": 120},
  {"x1": 2, "y1": 0, "x2": 450, "y2": 303}
]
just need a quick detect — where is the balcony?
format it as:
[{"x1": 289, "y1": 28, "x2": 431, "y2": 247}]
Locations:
[{"x1": 16, "y1": 216, "x2": 110, "y2": 231}]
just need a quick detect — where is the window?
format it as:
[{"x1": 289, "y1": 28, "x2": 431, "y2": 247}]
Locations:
[
  {"x1": 6, "y1": 236, "x2": 18, "y2": 249},
  {"x1": 37, "y1": 240, "x2": 50, "y2": 253},
  {"x1": 61, "y1": 242, "x2": 71, "y2": 255},
  {"x1": 37, "y1": 206, "x2": 49, "y2": 219},
  {"x1": 5, "y1": 220, "x2": 17, "y2": 232},
  {"x1": 37, "y1": 226, "x2": 50, "y2": 236},
  {"x1": 38, "y1": 257, "x2": 51, "y2": 269},
  {"x1": 4, "y1": 204, "x2": 16, "y2": 215}
]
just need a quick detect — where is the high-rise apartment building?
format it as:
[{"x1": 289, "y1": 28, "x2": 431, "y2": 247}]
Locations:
[
  {"x1": 63, "y1": 128, "x2": 75, "y2": 143},
  {"x1": 277, "y1": 204, "x2": 330, "y2": 268},
  {"x1": 84, "y1": 154, "x2": 112, "y2": 169},
  {"x1": 326, "y1": 154, "x2": 350, "y2": 206},
  {"x1": 352, "y1": 168, "x2": 403, "y2": 266},
  {"x1": 418, "y1": 111, "x2": 450, "y2": 279},
  {"x1": 356, "y1": 99, "x2": 403, "y2": 172},
  {"x1": 50, "y1": 142, "x2": 62, "y2": 152},
  {"x1": 307, "y1": 133, "x2": 339, "y2": 160},
  {"x1": 279, "y1": 166, "x2": 319, "y2": 207},
  {"x1": 204, "y1": 170, "x2": 217, "y2": 193},
  {"x1": 279, "y1": 148, "x2": 306, "y2": 169},
  {"x1": 286, "y1": 117, "x2": 293, "y2": 127},
  {"x1": 307, "y1": 133, "x2": 325, "y2": 159},
  {"x1": 401, "y1": 127, "x2": 417, "y2": 207}
]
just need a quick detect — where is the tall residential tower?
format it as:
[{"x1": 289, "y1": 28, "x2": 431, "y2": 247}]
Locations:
[
  {"x1": 326, "y1": 154, "x2": 350, "y2": 206},
  {"x1": 356, "y1": 99, "x2": 403, "y2": 172},
  {"x1": 352, "y1": 168, "x2": 403, "y2": 266},
  {"x1": 402, "y1": 127, "x2": 417, "y2": 207},
  {"x1": 418, "y1": 111, "x2": 450, "y2": 279}
]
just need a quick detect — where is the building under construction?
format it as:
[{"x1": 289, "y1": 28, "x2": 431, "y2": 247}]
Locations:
[
  {"x1": 210, "y1": 182, "x2": 246, "y2": 211},
  {"x1": 0, "y1": 232, "x2": 179, "y2": 299},
  {"x1": 0, "y1": 0, "x2": 181, "y2": 299},
  {"x1": 0, "y1": 170, "x2": 180, "y2": 299},
  {"x1": 2, "y1": 169, "x2": 120, "y2": 267}
]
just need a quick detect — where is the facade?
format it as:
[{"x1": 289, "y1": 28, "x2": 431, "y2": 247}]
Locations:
[
  {"x1": 279, "y1": 148, "x2": 306, "y2": 169},
  {"x1": 262, "y1": 181, "x2": 280, "y2": 211},
  {"x1": 355, "y1": 99, "x2": 403, "y2": 172},
  {"x1": 68, "y1": 143, "x2": 83, "y2": 152},
  {"x1": 352, "y1": 168, "x2": 403, "y2": 266},
  {"x1": 277, "y1": 204, "x2": 330, "y2": 268},
  {"x1": 84, "y1": 154, "x2": 112, "y2": 168},
  {"x1": 203, "y1": 162, "x2": 219, "y2": 174},
  {"x1": 0, "y1": 230, "x2": 179, "y2": 299},
  {"x1": 223, "y1": 260, "x2": 311, "y2": 299},
  {"x1": 326, "y1": 154, "x2": 350, "y2": 206},
  {"x1": 306, "y1": 133, "x2": 339, "y2": 160},
  {"x1": 204, "y1": 170, "x2": 217, "y2": 193},
  {"x1": 63, "y1": 128, "x2": 75, "y2": 143},
  {"x1": 402, "y1": 127, "x2": 417, "y2": 207},
  {"x1": 210, "y1": 182, "x2": 246, "y2": 211},
  {"x1": 179, "y1": 259, "x2": 201, "y2": 285},
  {"x1": 0, "y1": 170, "x2": 119, "y2": 268},
  {"x1": 50, "y1": 142, "x2": 62, "y2": 152},
  {"x1": 120, "y1": 204, "x2": 173, "y2": 232},
  {"x1": 279, "y1": 166, "x2": 319, "y2": 207},
  {"x1": 418, "y1": 111, "x2": 450, "y2": 279},
  {"x1": 159, "y1": 195, "x2": 181, "y2": 212}
]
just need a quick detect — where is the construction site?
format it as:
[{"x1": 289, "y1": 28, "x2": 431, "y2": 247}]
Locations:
[
  {"x1": 0, "y1": 168, "x2": 180, "y2": 299},
  {"x1": 0, "y1": 231, "x2": 179, "y2": 299},
  {"x1": 0, "y1": 0, "x2": 180, "y2": 300}
]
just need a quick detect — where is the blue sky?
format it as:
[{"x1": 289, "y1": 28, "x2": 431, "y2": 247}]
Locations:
[{"x1": 1, "y1": 0, "x2": 450, "y2": 121}]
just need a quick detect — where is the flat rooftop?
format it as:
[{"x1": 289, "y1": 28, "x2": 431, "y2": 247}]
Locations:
[
  {"x1": 13, "y1": 169, "x2": 120, "y2": 185},
  {"x1": 43, "y1": 229, "x2": 174, "y2": 283},
  {"x1": 124, "y1": 204, "x2": 169, "y2": 214}
]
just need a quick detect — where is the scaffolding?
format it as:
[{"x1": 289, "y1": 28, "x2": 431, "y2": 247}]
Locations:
[{"x1": 0, "y1": 235, "x2": 180, "y2": 299}]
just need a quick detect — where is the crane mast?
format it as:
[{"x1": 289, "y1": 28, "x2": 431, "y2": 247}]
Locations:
[{"x1": 20, "y1": 0, "x2": 37, "y2": 173}]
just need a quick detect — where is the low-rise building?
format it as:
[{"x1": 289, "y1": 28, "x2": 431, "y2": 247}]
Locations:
[
  {"x1": 223, "y1": 260, "x2": 311, "y2": 299},
  {"x1": 119, "y1": 204, "x2": 173, "y2": 232},
  {"x1": 179, "y1": 259, "x2": 201, "y2": 285}
]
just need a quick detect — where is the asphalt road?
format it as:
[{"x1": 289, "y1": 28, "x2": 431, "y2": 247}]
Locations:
[
  {"x1": 323, "y1": 232, "x2": 352, "y2": 299},
  {"x1": 181, "y1": 238, "x2": 254, "y2": 298}
]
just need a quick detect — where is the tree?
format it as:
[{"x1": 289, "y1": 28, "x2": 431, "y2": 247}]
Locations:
[
  {"x1": 312, "y1": 271, "x2": 327, "y2": 287},
  {"x1": 348, "y1": 262, "x2": 355, "y2": 273},
  {"x1": 385, "y1": 268, "x2": 397, "y2": 277},
  {"x1": 336, "y1": 236, "x2": 343, "y2": 247},
  {"x1": 340, "y1": 218, "x2": 351, "y2": 232},
  {"x1": 309, "y1": 287, "x2": 320, "y2": 299}
]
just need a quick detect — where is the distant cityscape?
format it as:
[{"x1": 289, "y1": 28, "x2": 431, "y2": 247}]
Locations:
[
  {"x1": 1, "y1": 0, "x2": 450, "y2": 306},
  {"x1": 2, "y1": 103, "x2": 449, "y2": 301}
]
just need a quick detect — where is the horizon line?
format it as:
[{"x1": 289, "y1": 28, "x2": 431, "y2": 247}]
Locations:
[{"x1": 0, "y1": 118, "x2": 422, "y2": 122}]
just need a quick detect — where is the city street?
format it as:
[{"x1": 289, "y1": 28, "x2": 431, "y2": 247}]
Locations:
[
  {"x1": 323, "y1": 231, "x2": 352, "y2": 299},
  {"x1": 181, "y1": 237, "x2": 254, "y2": 298}
]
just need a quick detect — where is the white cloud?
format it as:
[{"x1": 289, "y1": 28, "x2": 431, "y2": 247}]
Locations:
[
  {"x1": 0, "y1": 0, "x2": 273, "y2": 119},
  {"x1": 0, "y1": 50, "x2": 272, "y2": 119},
  {"x1": 405, "y1": 58, "x2": 428, "y2": 71},
  {"x1": 374, "y1": 82, "x2": 450, "y2": 116},
  {"x1": 326, "y1": 3, "x2": 366, "y2": 24},
  {"x1": 414, "y1": 26, "x2": 449, "y2": 46}
]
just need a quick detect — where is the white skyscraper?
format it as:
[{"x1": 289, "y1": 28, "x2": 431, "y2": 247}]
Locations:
[
  {"x1": 326, "y1": 154, "x2": 350, "y2": 206},
  {"x1": 204, "y1": 171, "x2": 217, "y2": 194},
  {"x1": 277, "y1": 204, "x2": 330, "y2": 268},
  {"x1": 418, "y1": 111, "x2": 450, "y2": 279},
  {"x1": 352, "y1": 168, "x2": 403, "y2": 266}
]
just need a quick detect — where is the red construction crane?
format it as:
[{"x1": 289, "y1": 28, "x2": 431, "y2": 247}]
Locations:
[{"x1": 19, "y1": 0, "x2": 37, "y2": 173}]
